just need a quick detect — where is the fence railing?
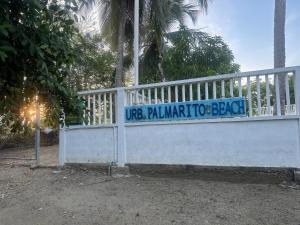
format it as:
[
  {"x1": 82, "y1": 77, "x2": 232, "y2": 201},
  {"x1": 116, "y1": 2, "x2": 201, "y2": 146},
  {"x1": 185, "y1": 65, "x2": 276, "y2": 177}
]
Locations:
[
  {"x1": 77, "y1": 66, "x2": 300, "y2": 126},
  {"x1": 78, "y1": 88, "x2": 117, "y2": 126}
]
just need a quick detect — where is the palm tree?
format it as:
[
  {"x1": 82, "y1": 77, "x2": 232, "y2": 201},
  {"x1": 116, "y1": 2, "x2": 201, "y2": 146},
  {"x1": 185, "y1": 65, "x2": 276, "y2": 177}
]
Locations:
[
  {"x1": 84, "y1": 0, "x2": 208, "y2": 86},
  {"x1": 141, "y1": 0, "x2": 208, "y2": 82},
  {"x1": 94, "y1": 0, "x2": 136, "y2": 87},
  {"x1": 82, "y1": 0, "x2": 136, "y2": 87},
  {"x1": 274, "y1": 0, "x2": 286, "y2": 115}
]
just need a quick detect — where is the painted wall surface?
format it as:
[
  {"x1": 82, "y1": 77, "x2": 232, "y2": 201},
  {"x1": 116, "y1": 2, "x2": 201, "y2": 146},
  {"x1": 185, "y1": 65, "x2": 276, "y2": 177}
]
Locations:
[
  {"x1": 61, "y1": 118, "x2": 300, "y2": 168},
  {"x1": 125, "y1": 119, "x2": 300, "y2": 168},
  {"x1": 63, "y1": 127, "x2": 116, "y2": 163}
]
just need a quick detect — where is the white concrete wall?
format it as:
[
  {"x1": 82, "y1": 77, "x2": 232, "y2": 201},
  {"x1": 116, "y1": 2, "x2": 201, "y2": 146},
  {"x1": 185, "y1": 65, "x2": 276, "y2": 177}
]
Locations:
[
  {"x1": 60, "y1": 117, "x2": 300, "y2": 168},
  {"x1": 62, "y1": 67, "x2": 300, "y2": 168},
  {"x1": 125, "y1": 118, "x2": 300, "y2": 168},
  {"x1": 62, "y1": 127, "x2": 116, "y2": 164}
]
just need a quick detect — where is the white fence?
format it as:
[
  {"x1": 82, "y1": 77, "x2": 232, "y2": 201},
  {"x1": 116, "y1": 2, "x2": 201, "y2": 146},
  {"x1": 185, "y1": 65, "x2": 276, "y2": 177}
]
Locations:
[{"x1": 59, "y1": 66, "x2": 300, "y2": 168}]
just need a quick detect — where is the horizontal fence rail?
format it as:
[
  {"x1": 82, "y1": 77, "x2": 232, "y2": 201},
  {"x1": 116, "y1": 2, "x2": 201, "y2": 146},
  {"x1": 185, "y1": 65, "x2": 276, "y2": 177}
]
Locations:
[{"x1": 75, "y1": 66, "x2": 300, "y2": 127}]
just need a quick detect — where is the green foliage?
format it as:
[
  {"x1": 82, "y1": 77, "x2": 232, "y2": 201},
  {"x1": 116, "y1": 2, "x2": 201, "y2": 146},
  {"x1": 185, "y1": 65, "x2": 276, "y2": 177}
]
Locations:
[
  {"x1": 0, "y1": 0, "x2": 84, "y2": 131},
  {"x1": 140, "y1": 25, "x2": 240, "y2": 84},
  {"x1": 68, "y1": 34, "x2": 115, "y2": 91},
  {"x1": 84, "y1": 0, "x2": 209, "y2": 84}
]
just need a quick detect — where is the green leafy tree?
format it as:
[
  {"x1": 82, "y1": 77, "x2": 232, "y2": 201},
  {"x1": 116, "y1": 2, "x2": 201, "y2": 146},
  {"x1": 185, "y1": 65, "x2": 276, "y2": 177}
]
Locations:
[
  {"x1": 84, "y1": 0, "x2": 209, "y2": 86},
  {"x1": 141, "y1": 0, "x2": 208, "y2": 81},
  {"x1": 140, "y1": 25, "x2": 239, "y2": 84},
  {"x1": 0, "y1": 0, "x2": 84, "y2": 131},
  {"x1": 68, "y1": 34, "x2": 115, "y2": 91}
]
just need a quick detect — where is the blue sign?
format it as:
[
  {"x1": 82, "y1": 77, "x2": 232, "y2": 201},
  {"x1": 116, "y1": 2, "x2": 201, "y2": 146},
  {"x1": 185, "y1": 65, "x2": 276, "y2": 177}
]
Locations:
[{"x1": 125, "y1": 97, "x2": 246, "y2": 123}]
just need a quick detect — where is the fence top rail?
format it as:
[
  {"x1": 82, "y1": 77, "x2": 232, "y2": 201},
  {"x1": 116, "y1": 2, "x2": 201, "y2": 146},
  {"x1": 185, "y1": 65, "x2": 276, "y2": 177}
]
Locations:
[
  {"x1": 78, "y1": 87, "x2": 118, "y2": 95},
  {"x1": 125, "y1": 66, "x2": 300, "y2": 90},
  {"x1": 78, "y1": 66, "x2": 300, "y2": 95}
]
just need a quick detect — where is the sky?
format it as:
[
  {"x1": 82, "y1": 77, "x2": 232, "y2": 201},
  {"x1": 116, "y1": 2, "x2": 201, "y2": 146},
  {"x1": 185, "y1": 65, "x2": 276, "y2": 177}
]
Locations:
[{"x1": 185, "y1": 0, "x2": 300, "y2": 72}]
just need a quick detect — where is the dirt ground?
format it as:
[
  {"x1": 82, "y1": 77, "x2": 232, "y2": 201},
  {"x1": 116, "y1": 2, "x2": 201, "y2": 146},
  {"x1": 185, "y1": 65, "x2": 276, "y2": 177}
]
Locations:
[
  {"x1": 0, "y1": 165, "x2": 300, "y2": 225},
  {"x1": 0, "y1": 145, "x2": 58, "y2": 166}
]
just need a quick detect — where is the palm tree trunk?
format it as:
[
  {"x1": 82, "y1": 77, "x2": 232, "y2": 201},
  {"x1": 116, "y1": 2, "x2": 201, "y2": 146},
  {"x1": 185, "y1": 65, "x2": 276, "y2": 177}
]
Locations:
[
  {"x1": 274, "y1": 0, "x2": 286, "y2": 115},
  {"x1": 158, "y1": 52, "x2": 165, "y2": 82},
  {"x1": 115, "y1": 0, "x2": 127, "y2": 87},
  {"x1": 157, "y1": 35, "x2": 165, "y2": 82}
]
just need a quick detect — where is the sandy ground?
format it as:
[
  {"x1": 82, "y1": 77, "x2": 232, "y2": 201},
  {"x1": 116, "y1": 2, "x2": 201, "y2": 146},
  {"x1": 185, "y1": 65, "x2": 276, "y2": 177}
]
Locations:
[
  {"x1": 0, "y1": 145, "x2": 58, "y2": 166},
  {"x1": 0, "y1": 165, "x2": 300, "y2": 225}
]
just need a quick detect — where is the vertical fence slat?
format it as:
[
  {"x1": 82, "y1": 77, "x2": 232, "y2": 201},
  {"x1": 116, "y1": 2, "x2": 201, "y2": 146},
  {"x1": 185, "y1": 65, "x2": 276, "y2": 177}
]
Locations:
[
  {"x1": 168, "y1": 86, "x2": 171, "y2": 103},
  {"x1": 238, "y1": 78, "x2": 242, "y2": 97},
  {"x1": 189, "y1": 84, "x2": 193, "y2": 101},
  {"x1": 247, "y1": 77, "x2": 252, "y2": 117},
  {"x1": 256, "y1": 75, "x2": 261, "y2": 116},
  {"x1": 205, "y1": 82, "x2": 208, "y2": 100},
  {"x1": 175, "y1": 85, "x2": 178, "y2": 102},
  {"x1": 148, "y1": 88, "x2": 151, "y2": 104},
  {"x1": 213, "y1": 81, "x2": 216, "y2": 99},
  {"x1": 82, "y1": 96, "x2": 86, "y2": 125},
  {"x1": 129, "y1": 91, "x2": 133, "y2": 106},
  {"x1": 285, "y1": 74, "x2": 290, "y2": 114},
  {"x1": 124, "y1": 91, "x2": 128, "y2": 106},
  {"x1": 87, "y1": 95, "x2": 91, "y2": 125},
  {"x1": 104, "y1": 93, "x2": 107, "y2": 124},
  {"x1": 221, "y1": 80, "x2": 225, "y2": 98},
  {"x1": 265, "y1": 75, "x2": 271, "y2": 115},
  {"x1": 182, "y1": 85, "x2": 185, "y2": 102},
  {"x1": 294, "y1": 69, "x2": 300, "y2": 115},
  {"x1": 154, "y1": 88, "x2": 158, "y2": 104},
  {"x1": 161, "y1": 87, "x2": 164, "y2": 103},
  {"x1": 135, "y1": 89, "x2": 139, "y2": 105},
  {"x1": 197, "y1": 83, "x2": 201, "y2": 100},
  {"x1": 142, "y1": 89, "x2": 145, "y2": 104},
  {"x1": 109, "y1": 92, "x2": 113, "y2": 124},
  {"x1": 230, "y1": 79, "x2": 234, "y2": 97},
  {"x1": 275, "y1": 74, "x2": 281, "y2": 116},
  {"x1": 98, "y1": 94, "x2": 101, "y2": 125},
  {"x1": 93, "y1": 94, "x2": 96, "y2": 125}
]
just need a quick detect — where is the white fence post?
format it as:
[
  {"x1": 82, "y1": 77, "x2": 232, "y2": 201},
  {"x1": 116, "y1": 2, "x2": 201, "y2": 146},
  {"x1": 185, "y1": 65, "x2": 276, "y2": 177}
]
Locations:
[
  {"x1": 59, "y1": 128, "x2": 66, "y2": 166},
  {"x1": 294, "y1": 69, "x2": 300, "y2": 167},
  {"x1": 295, "y1": 69, "x2": 300, "y2": 116},
  {"x1": 116, "y1": 88, "x2": 126, "y2": 166}
]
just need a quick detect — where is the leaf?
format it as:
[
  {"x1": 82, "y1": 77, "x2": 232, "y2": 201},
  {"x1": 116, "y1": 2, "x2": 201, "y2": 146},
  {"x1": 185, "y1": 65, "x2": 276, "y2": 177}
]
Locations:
[
  {"x1": 21, "y1": 39, "x2": 28, "y2": 46},
  {"x1": 0, "y1": 23, "x2": 12, "y2": 29},
  {"x1": 0, "y1": 50, "x2": 8, "y2": 61},
  {"x1": 40, "y1": 44, "x2": 48, "y2": 49},
  {"x1": 29, "y1": 42, "x2": 35, "y2": 56},
  {"x1": 74, "y1": 14, "x2": 78, "y2": 22},
  {"x1": 65, "y1": 19, "x2": 74, "y2": 25},
  {"x1": 0, "y1": 28, "x2": 9, "y2": 37},
  {"x1": 0, "y1": 45, "x2": 16, "y2": 53}
]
